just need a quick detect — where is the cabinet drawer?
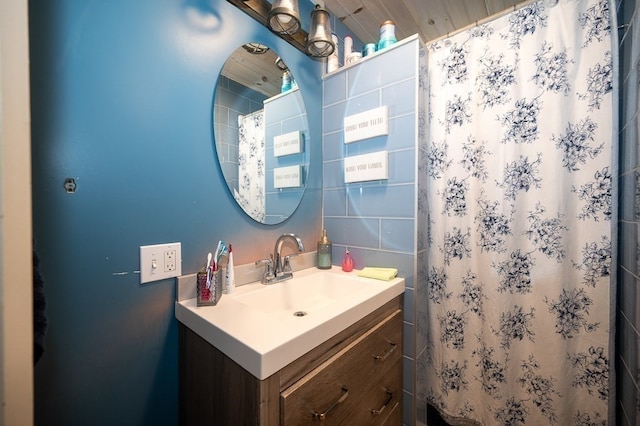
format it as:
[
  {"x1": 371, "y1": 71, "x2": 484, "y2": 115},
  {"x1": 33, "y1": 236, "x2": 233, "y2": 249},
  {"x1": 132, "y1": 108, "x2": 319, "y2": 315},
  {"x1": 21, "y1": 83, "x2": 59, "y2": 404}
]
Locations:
[
  {"x1": 280, "y1": 310, "x2": 402, "y2": 425},
  {"x1": 344, "y1": 359, "x2": 402, "y2": 425}
]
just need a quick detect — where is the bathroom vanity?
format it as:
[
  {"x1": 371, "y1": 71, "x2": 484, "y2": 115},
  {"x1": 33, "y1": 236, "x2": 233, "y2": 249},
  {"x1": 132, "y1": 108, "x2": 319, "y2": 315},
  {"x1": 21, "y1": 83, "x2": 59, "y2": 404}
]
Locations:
[{"x1": 175, "y1": 267, "x2": 404, "y2": 425}]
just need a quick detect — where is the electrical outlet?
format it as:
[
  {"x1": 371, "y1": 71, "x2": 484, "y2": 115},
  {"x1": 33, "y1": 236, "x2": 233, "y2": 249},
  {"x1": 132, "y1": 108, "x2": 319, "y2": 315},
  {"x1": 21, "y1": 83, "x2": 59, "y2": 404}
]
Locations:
[
  {"x1": 140, "y1": 242, "x2": 182, "y2": 284},
  {"x1": 164, "y1": 250, "x2": 176, "y2": 272}
]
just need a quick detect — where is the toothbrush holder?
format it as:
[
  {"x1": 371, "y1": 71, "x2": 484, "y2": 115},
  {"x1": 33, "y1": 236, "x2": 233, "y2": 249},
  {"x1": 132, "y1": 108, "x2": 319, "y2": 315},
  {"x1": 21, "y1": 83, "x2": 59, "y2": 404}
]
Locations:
[{"x1": 196, "y1": 268, "x2": 222, "y2": 306}]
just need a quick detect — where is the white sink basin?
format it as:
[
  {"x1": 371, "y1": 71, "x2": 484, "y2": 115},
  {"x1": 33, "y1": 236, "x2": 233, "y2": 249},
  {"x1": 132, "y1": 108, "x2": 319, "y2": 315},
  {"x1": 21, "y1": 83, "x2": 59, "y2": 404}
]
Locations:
[
  {"x1": 234, "y1": 269, "x2": 367, "y2": 314},
  {"x1": 175, "y1": 266, "x2": 405, "y2": 380}
]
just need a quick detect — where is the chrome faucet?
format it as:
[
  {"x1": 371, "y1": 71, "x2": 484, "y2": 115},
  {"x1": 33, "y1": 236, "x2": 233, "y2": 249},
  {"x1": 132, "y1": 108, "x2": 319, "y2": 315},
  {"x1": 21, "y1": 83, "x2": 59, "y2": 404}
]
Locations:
[
  {"x1": 255, "y1": 233, "x2": 304, "y2": 284},
  {"x1": 274, "y1": 233, "x2": 304, "y2": 276}
]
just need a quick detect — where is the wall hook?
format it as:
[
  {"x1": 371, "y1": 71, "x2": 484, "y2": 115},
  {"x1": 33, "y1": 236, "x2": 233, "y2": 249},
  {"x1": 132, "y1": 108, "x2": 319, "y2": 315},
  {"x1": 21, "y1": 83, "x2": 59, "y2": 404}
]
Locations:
[{"x1": 63, "y1": 178, "x2": 76, "y2": 193}]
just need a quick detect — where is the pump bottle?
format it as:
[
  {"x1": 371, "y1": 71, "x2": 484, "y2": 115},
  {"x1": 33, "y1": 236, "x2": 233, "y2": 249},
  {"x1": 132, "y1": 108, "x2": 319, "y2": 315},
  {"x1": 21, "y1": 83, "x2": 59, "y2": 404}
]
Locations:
[{"x1": 317, "y1": 229, "x2": 332, "y2": 269}]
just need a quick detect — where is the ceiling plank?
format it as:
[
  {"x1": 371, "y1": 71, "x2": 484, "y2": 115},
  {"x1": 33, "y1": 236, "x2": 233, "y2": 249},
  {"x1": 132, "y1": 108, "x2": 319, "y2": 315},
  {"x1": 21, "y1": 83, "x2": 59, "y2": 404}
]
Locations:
[
  {"x1": 326, "y1": 0, "x2": 379, "y2": 43},
  {"x1": 222, "y1": 47, "x2": 283, "y2": 97},
  {"x1": 325, "y1": 0, "x2": 532, "y2": 44},
  {"x1": 485, "y1": 0, "x2": 522, "y2": 15}
]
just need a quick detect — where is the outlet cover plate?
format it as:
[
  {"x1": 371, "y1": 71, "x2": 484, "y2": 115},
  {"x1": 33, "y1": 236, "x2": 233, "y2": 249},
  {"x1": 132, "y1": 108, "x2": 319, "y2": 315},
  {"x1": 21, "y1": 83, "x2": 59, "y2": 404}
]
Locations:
[{"x1": 140, "y1": 242, "x2": 182, "y2": 284}]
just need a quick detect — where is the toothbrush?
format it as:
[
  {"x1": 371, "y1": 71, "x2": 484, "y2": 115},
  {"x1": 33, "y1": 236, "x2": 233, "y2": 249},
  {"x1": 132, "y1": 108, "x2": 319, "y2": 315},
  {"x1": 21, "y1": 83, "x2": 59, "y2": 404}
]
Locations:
[
  {"x1": 206, "y1": 252, "x2": 213, "y2": 289},
  {"x1": 216, "y1": 241, "x2": 228, "y2": 268},
  {"x1": 213, "y1": 241, "x2": 223, "y2": 271}
]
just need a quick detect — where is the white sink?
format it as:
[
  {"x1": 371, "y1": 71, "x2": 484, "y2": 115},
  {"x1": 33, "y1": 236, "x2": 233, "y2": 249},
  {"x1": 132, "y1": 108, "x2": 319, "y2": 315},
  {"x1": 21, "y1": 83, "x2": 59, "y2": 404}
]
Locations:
[
  {"x1": 175, "y1": 266, "x2": 405, "y2": 380},
  {"x1": 234, "y1": 269, "x2": 367, "y2": 314}
]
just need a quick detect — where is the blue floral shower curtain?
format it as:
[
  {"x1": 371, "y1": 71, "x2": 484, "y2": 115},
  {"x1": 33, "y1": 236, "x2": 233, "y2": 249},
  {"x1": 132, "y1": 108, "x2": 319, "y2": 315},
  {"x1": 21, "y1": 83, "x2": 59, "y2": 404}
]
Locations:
[
  {"x1": 235, "y1": 109, "x2": 266, "y2": 222},
  {"x1": 420, "y1": 0, "x2": 615, "y2": 424}
]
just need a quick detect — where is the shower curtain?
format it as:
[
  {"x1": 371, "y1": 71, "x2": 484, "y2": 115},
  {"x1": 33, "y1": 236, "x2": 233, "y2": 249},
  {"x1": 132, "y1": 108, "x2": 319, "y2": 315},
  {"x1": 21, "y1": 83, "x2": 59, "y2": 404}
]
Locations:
[
  {"x1": 235, "y1": 109, "x2": 266, "y2": 222},
  {"x1": 421, "y1": 0, "x2": 615, "y2": 424}
]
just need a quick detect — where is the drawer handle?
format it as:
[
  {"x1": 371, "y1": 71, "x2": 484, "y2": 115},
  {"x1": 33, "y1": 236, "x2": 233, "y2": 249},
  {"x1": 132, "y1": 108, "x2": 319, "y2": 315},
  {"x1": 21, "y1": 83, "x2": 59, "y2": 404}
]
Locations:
[
  {"x1": 312, "y1": 385, "x2": 349, "y2": 421},
  {"x1": 372, "y1": 341, "x2": 397, "y2": 362},
  {"x1": 370, "y1": 390, "x2": 393, "y2": 416}
]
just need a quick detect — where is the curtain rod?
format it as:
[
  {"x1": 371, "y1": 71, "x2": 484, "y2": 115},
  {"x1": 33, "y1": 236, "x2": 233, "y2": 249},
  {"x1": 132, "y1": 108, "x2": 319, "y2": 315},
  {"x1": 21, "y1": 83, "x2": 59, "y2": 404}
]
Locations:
[{"x1": 425, "y1": 0, "x2": 541, "y2": 46}]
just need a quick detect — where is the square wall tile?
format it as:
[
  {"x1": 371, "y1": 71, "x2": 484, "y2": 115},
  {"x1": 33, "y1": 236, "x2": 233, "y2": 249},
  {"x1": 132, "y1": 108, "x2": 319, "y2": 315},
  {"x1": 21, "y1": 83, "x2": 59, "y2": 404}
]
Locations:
[
  {"x1": 403, "y1": 356, "x2": 415, "y2": 394},
  {"x1": 323, "y1": 131, "x2": 344, "y2": 162},
  {"x1": 386, "y1": 114, "x2": 417, "y2": 151},
  {"x1": 634, "y1": 325, "x2": 640, "y2": 379},
  {"x1": 323, "y1": 159, "x2": 344, "y2": 189},
  {"x1": 324, "y1": 216, "x2": 380, "y2": 248},
  {"x1": 323, "y1": 100, "x2": 347, "y2": 134},
  {"x1": 620, "y1": 221, "x2": 639, "y2": 274},
  {"x1": 620, "y1": 366, "x2": 638, "y2": 426},
  {"x1": 619, "y1": 171, "x2": 637, "y2": 221},
  {"x1": 265, "y1": 89, "x2": 305, "y2": 123},
  {"x1": 620, "y1": 269, "x2": 639, "y2": 327},
  {"x1": 344, "y1": 90, "x2": 382, "y2": 117},
  {"x1": 403, "y1": 322, "x2": 414, "y2": 358},
  {"x1": 620, "y1": 106, "x2": 638, "y2": 173},
  {"x1": 381, "y1": 219, "x2": 415, "y2": 253},
  {"x1": 403, "y1": 288, "x2": 415, "y2": 323},
  {"x1": 214, "y1": 104, "x2": 230, "y2": 125},
  {"x1": 636, "y1": 222, "x2": 640, "y2": 278},
  {"x1": 347, "y1": 41, "x2": 418, "y2": 97},
  {"x1": 323, "y1": 73, "x2": 347, "y2": 107},
  {"x1": 388, "y1": 149, "x2": 416, "y2": 185},
  {"x1": 623, "y1": 314, "x2": 635, "y2": 374},
  {"x1": 265, "y1": 190, "x2": 304, "y2": 217},
  {"x1": 403, "y1": 390, "x2": 414, "y2": 426},
  {"x1": 636, "y1": 171, "x2": 640, "y2": 221},
  {"x1": 382, "y1": 77, "x2": 418, "y2": 118},
  {"x1": 323, "y1": 188, "x2": 347, "y2": 217},
  {"x1": 636, "y1": 275, "x2": 640, "y2": 332},
  {"x1": 344, "y1": 134, "x2": 393, "y2": 157},
  {"x1": 347, "y1": 183, "x2": 415, "y2": 218},
  {"x1": 281, "y1": 115, "x2": 308, "y2": 135},
  {"x1": 618, "y1": 399, "x2": 631, "y2": 426}
]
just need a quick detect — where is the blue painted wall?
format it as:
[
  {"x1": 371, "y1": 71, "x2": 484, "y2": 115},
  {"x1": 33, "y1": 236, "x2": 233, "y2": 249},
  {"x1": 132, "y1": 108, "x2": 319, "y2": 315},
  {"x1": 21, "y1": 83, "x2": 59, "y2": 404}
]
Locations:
[{"x1": 29, "y1": 0, "x2": 323, "y2": 424}]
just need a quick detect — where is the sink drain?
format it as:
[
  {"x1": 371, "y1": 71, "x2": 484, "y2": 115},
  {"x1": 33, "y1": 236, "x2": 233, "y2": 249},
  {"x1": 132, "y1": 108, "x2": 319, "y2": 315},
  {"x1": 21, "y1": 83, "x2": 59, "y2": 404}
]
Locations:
[{"x1": 293, "y1": 311, "x2": 307, "y2": 317}]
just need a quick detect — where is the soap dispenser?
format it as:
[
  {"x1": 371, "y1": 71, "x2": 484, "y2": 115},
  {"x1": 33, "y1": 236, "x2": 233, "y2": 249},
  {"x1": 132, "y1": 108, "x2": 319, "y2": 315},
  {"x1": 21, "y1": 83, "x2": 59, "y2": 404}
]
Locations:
[
  {"x1": 317, "y1": 229, "x2": 332, "y2": 269},
  {"x1": 342, "y1": 248, "x2": 353, "y2": 272}
]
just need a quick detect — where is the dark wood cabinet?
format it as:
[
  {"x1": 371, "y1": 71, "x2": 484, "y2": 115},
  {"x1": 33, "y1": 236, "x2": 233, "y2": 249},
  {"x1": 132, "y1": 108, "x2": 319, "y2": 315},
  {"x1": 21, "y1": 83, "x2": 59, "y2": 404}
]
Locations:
[{"x1": 179, "y1": 295, "x2": 403, "y2": 425}]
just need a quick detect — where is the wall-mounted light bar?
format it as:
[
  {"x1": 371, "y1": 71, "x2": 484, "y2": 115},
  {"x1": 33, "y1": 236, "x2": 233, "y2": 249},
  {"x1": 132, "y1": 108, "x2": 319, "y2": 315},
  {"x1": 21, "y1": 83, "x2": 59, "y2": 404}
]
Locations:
[{"x1": 226, "y1": 0, "x2": 309, "y2": 54}]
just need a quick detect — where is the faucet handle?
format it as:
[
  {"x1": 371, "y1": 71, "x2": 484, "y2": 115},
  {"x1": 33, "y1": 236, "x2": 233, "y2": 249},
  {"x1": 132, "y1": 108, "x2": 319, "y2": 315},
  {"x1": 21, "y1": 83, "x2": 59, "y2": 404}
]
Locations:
[
  {"x1": 255, "y1": 257, "x2": 275, "y2": 283},
  {"x1": 282, "y1": 254, "x2": 299, "y2": 273}
]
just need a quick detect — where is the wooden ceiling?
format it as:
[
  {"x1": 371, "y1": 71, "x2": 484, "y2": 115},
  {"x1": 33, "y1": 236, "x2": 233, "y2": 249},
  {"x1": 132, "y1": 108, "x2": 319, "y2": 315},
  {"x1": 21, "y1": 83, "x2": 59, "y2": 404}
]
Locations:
[
  {"x1": 221, "y1": 45, "x2": 284, "y2": 97},
  {"x1": 324, "y1": 0, "x2": 535, "y2": 44}
]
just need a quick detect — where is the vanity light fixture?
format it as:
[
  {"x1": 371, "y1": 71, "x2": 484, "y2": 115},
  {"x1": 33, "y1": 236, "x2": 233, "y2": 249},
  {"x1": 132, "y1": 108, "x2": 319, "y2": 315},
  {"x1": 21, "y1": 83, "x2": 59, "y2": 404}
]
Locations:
[
  {"x1": 242, "y1": 42, "x2": 270, "y2": 54},
  {"x1": 305, "y1": 4, "x2": 335, "y2": 57},
  {"x1": 226, "y1": 0, "x2": 308, "y2": 53},
  {"x1": 225, "y1": 0, "x2": 335, "y2": 58},
  {"x1": 267, "y1": 0, "x2": 301, "y2": 35},
  {"x1": 275, "y1": 56, "x2": 288, "y2": 71}
]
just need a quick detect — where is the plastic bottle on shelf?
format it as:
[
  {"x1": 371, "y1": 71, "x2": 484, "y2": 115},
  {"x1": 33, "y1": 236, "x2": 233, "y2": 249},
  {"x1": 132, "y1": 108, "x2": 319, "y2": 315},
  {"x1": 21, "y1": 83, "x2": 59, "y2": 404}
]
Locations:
[{"x1": 378, "y1": 20, "x2": 397, "y2": 51}]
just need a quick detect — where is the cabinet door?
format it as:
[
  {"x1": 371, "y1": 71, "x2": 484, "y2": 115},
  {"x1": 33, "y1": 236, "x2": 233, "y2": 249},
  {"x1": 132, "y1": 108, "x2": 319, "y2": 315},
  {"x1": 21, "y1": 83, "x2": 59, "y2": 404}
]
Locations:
[
  {"x1": 352, "y1": 359, "x2": 402, "y2": 425},
  {"x1": 280, "y1": 310, "x2": 402, "y2": 425}
]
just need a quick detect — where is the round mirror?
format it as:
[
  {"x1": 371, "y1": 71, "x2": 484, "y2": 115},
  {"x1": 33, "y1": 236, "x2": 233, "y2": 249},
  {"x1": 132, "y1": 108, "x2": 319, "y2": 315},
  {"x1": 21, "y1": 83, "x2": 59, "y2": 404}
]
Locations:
[{"x1": 214, "y1": 43, "x2": 309, "y2": 224}]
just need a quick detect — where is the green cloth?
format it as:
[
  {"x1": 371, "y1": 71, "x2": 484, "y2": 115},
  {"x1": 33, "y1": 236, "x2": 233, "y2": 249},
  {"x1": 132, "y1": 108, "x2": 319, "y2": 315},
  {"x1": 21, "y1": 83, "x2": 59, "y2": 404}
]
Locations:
[{"x1": 357, "y1": 267, "x2": 398, "y2": 281}]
